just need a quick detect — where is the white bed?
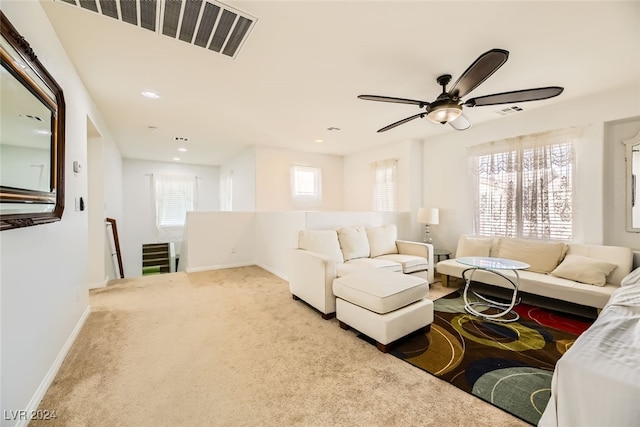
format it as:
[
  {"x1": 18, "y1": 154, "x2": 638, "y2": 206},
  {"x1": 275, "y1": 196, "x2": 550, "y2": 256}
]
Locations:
[{"x1": 539, "y1": 267, "x2": 640, "y2": 427}]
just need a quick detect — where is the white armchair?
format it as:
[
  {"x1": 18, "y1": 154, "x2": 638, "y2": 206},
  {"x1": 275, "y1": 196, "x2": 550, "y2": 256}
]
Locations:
[{"x1": 288, "y1": 225, "x2": 435, "y2": 319}]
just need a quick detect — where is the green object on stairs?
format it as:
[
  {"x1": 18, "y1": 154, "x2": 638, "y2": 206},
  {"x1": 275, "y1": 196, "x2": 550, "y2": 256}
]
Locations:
[{"x1": 142, "y1": 266, "x2": 161, "y2": 275}]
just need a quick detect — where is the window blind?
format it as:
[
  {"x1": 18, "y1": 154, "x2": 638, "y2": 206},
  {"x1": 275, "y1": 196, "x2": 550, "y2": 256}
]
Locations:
[
  {"x1": 153, "y1": 174, "x2": 197, "y2": 228},
  {"x1": 371, "y1": 159, "x2": 397, "y2": 212},
  {"x1": 470, "y1": 128, "x2": 578, "y2": 241}
]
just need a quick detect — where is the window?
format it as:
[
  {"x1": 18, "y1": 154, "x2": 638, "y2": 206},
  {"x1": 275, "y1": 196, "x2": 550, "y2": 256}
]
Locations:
[
  {"x1": 153, "y1": 174, "x2": 197, "y2": 233},
  {"x1": 469, "y1": 128, "x2": 579, "y2": 241},
  {"x1": 291, "y1": 165, "x2": 322, "y2": 206},
  {"x1": 371, "y1": 159, "x2": 397, "y2": 212}
]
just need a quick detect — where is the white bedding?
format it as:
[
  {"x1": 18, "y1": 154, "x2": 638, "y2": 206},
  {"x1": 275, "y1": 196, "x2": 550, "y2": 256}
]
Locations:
[{"x1": 539, "y1": 268, "x2": 640, "y2": 427}]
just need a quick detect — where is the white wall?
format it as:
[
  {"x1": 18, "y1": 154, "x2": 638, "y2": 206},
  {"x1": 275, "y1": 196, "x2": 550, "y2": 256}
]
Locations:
[
  {"x1": 251, "y1": 212, "x2": 307, "y2": 279},
  {"x1": 86, "y1": 116, "x2": 123, "y2": 286},
  {"x1": 87, "y1": 130, "x2": 106, "y2": 287},
  {"x1": 604, "y1": 116, "x2": 640, "y2": 250},
  {"x1": 0, "y1": 3, "x2": 121, "y2": 425},
  {"x1": 304, "y1": 211, "x2": 413, "y2": 239},
  {"x1": 182, "y1": 212, "x2": 256, "y2": 272},
  {"x1": 121, "y1": 158, "x2": 220, "y2": 277},
  {"x1": 255, "y1": 146, "x2": 343, "y2": 211},
  {"x1": 220, "y1": 147, "x2": 256, "y2": 211},
  {"x1": 182, "y1": 211, "x2": 415, "y2": 279},
  {"x1": 423, "y1": 86, "x2": 640, "y2": 253},
  {"x1": 343, "y1": 139, "x2": 423, "y2": 239},
  {"x1": 102, "y1": 126, "x2": 125, "y2": 281},
  {"x1": 0, "y1": 145, "x2": 50, "y2": 191}
]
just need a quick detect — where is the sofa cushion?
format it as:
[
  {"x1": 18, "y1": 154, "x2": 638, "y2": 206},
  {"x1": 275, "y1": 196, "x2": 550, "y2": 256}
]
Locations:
[
  {"x1": 375, "y1": 254, "x2": 428, "y2": 274},
  {"x1": 550, "y1": 254, "x2": 618, "y2": 286},
  {"x1": 332, "y1": 269, "x2": 428, "y2": 314},
  {"x1": 436, "y1": 258, "x2": 618, "y2": 308},
  {"x1": 495, "y1": 237, "x2": 566, "y2": 273},
  {"x1": 345, "y1": 257, "x2": 402, "y2": 273},
  {"x1": 567, "y1": 244, "x2": 633, "y2": 286},
  {"x1": 336, "y1": 262, "x2": 373, "y2": 278},
  {"x1": 456, "y1": 235, "x2": 494, "y2": 257},
  {"x1": 366, "y1": 224, "x2": 399, "y2": 257},
  {"x1": 298, "y1": 229, "x2": 343, "y2": 262},
  {"x1": 337, "y1": 226, "x2": 370, "y2": 261}
]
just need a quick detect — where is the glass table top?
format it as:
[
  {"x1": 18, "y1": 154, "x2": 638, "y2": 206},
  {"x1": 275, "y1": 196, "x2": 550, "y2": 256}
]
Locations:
[{"x1": 456, "y1": 256, "x2": 530, "y2": 270}]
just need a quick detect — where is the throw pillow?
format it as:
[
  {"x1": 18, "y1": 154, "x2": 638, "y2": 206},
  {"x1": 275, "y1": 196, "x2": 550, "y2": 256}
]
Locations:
[
  {"x1": 366, "y1": 225, "x2": 399, "y2": 258},
  {"x1": 495, "y1": 238, "x2": 567, "y2": 273},
  {"x1": 455, "y1": 235, "x2": 494, "y2": 258},
  {"x1": 337, "y1": 226, "x2": 370, "y2": 261},
  {"x1": 550, "y1": 254, "x2": 617, "y2": 286},
  {"x1": 298, "y1": 230, "x2": 344, "y2": 262}
]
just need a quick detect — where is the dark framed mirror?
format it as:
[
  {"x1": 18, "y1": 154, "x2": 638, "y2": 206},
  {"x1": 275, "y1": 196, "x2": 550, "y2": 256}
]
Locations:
[
  {"x1": 623, "y1": 131, "x2": 640, "y2": 233},
  {"x1": 0, "y1": 11, "x2": 65, "y2": 230}
]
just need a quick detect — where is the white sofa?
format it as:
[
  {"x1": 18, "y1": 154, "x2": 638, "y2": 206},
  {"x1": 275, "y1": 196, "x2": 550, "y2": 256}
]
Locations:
[
  {"x1": 436, "y1": 235, "x2": 634, "y2": 309},
  {"x1": 288, "y1": 224, "x2": 435, "y2": 318}
]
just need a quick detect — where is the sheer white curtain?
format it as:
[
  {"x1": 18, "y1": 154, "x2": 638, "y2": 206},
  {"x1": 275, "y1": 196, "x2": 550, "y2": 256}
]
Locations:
[
  {"x1": 220, "y1": 170, "x2": 233, "y2": 211},
  {"x1": 152, "y1": 174, "x2": 198, "y2": 241},
  {"x1": 370, "y1": 158, "x2": 398, "y2": 212},
  {"x1": 468, "y1": 128, "x2": 580, "y2": 240}
]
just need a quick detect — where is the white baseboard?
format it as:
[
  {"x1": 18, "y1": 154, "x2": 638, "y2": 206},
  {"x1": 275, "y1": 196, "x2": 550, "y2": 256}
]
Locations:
[
  {"x1": 17, "y1": 306, "x2": 91, "y2": 427},
  {"x1": 88, "y1": 275, "x2": 109, "y2": 290},
  {"x1": 256, "y1": 263, "x2": 288, "y2": 282},
  {"x1": 186, "y1": 261, "x2": 254, "y2": 273}
]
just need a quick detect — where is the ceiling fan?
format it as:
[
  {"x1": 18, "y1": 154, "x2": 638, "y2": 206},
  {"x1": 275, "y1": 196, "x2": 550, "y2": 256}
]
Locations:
[{"x1": 358, "y1": 48, "x2": 563, "y2": 132}]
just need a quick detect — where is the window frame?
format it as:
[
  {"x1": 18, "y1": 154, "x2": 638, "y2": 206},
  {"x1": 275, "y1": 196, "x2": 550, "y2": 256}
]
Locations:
[
  {"x1": 153, "y1": 174, "x2": 197, "y2": 229},
  {"x1": 291, "y1": 165, "x2": 322, "y2": 207},
  {"x1": 371, "y1": 159, "x2": 398, "y2": 212},
  {"x1": 470, "y1": 129, "x2": 577, "y2": 241}
]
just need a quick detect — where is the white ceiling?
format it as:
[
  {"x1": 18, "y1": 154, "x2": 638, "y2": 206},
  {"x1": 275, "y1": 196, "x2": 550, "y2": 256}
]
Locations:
[{"x1": 41, "y1": 0, "x2": 640, "y2": 166}]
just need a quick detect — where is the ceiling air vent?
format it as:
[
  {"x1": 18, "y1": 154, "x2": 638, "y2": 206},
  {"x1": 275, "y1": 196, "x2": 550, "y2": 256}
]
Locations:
[
  {"x1": 56, "y1": 0, "x2": 257, "y2": 58},
  {"x1": 495, "y1": 105, "x2": 525, "y2": 116}
]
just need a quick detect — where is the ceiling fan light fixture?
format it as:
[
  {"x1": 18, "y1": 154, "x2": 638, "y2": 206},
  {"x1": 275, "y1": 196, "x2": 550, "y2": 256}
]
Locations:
[{"x1": 426, "y1": 100, "x2": 462, "y2": 124}]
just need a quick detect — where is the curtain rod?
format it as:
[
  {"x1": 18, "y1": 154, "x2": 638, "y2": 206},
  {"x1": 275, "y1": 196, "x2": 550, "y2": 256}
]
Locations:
[{"x1": 144, "y1": 174, "x2": 203, "y2": 179}]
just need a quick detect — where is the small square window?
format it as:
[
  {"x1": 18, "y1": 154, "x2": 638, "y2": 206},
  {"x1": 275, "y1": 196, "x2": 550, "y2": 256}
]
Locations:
[{"x1": 291, "y1": 165, "x2": 322, "y2": 206}]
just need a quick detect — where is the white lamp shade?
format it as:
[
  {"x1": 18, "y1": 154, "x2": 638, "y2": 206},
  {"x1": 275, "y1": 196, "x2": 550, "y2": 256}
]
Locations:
[{"x1": 417, "y1": 207, "x2": 439, "y2": 225}]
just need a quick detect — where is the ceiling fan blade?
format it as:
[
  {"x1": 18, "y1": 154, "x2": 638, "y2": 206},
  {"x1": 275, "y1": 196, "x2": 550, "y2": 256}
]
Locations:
[
  {"x1": 358, "y1": 94, "x2": 429, "y2": 107},
  {"x1": 449, "y1": 49, "x2": 509, "y2": 99},
  {"x1": 377, "y1": 112, "x2": 425, "y2": 132},
  {"x1": 464, "y1": 86, "x2": 564, "y2": 107},
  {"x1": 448, "y1": 113, "x2": 472, "y2": 131}
]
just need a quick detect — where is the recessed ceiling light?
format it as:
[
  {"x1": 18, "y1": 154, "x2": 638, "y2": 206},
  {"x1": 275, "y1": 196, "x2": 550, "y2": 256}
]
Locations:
[
  {"x1": 177, "y1": 147, "x2": 187, "y2": 152},
  {"x1": 314, "y1": 139, "x2": 324, "y2": 144},
  {"x1": 172, "y1": 157, "x2": 181, "y2": 161},
  {"x1": 142, "y1": 91, "x2": 160, "y2": 99}
]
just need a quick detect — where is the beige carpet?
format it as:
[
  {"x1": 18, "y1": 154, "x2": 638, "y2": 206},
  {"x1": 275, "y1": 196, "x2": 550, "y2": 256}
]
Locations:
[{"x1": 32, "y1": 266, "x2": 528, "y2": 426}]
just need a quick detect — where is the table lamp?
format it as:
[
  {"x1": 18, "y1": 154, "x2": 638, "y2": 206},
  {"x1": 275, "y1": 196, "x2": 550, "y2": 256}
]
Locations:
[{"x1": 417, "y1": 207, "x2": 439, "y2": 244}]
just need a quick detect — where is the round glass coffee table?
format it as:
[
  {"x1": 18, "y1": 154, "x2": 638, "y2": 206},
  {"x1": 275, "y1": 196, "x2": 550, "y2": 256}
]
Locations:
[{"x1": 456, "y1": 256, "x2": 530, "y2": 323}]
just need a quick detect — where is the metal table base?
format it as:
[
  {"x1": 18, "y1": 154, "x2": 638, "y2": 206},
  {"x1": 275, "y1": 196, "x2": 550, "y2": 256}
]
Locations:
[{"x1": 462, "y1": 267, "x2": 521, "y2": 323}]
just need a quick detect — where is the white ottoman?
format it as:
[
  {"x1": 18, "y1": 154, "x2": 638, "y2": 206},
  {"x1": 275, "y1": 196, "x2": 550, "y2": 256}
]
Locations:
[{"x1": 332, "y1": 269, "x2": 434, "y2": 353}]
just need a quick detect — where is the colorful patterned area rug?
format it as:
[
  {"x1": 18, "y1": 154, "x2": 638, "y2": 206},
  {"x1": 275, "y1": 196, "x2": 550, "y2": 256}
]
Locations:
[{"x1": 389, "y1": 291, "x2": 593, "y2": 425}]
